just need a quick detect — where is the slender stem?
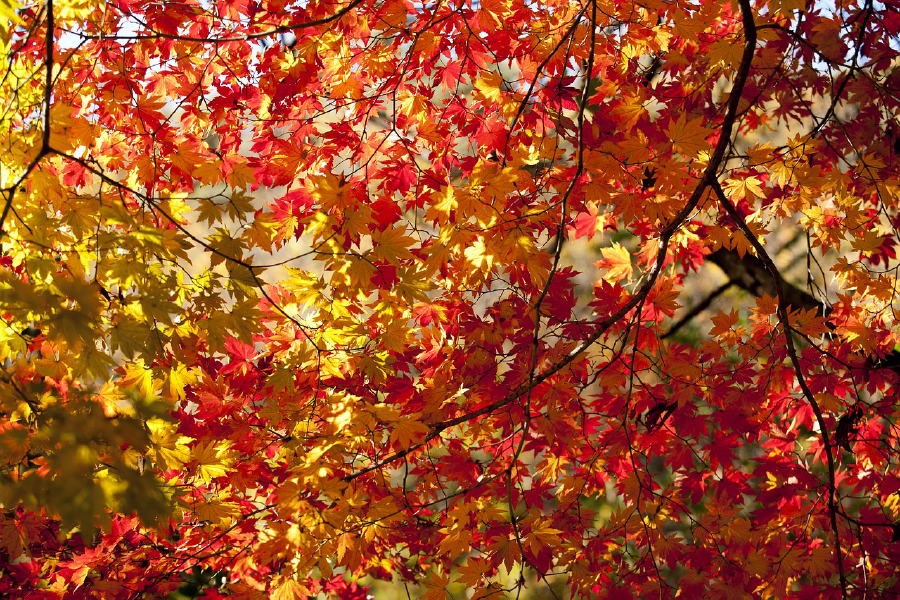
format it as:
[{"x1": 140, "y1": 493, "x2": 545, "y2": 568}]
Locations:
[
  {"x1": 343, "y1": 0, "x2": 760, "y2": 484},
  {"x1": 713, "y1": 180, "x2": 848, "y2": 598}
]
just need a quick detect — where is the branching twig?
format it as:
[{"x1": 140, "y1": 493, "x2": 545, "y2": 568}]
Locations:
[
  {"x1": 712, "y1": 179, "x2": 848, "y2": 598},
  {"x1": 343, "y1": 0, "x2": 759, "y2": 483},
  {"x1": 662, "y1": 281, "x2": 733, "y2": 339}
]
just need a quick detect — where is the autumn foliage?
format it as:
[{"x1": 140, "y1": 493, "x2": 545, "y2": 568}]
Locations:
[{"x1": 1, "y1": 0, "x2": 899, "y2": 597}]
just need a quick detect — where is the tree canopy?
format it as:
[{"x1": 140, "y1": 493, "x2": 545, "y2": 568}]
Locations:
[{"x1": 0, "y1": 0, "x2": 899, "y2": 597}]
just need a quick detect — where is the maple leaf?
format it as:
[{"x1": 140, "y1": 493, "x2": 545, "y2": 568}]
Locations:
[
  {"x1": 570, "y1": 203, "x2": 606, "y2": 240},
  {"x1": 272, "y1": 578, "x2": 312, "y2": 600},
  {"x1": 709, "y1": 308, "x2": 740, "y2": 339},
  {"x1": 389, "y1": 417, "x2": 430, "y2": 450},
  {"x1": 170, "y1": 142, "x2": 204, "y2": 176},
  {"x1": 426, "y1": 186, "x2": 457, "y2": 224},
  {"x1": 645, "y1": 276, "x2": 681, "y2": 318},
  {"x1": 399, "y1": 91, "x2": 427, "y2": 124},
  {"x1": 193, "y1": 499, "x2": 239, "y2": 526},
  {"x1": 665, "y1": 114, "x2": 714, "y2": 158},
  {"x1": 371, "y1": 226, "x2": 416, "y2": 265},
  {"x1": 724, "y1": 175, "x2": 765, "y2": 201},
  {"x1": 487, "y1": 534, "x2": 521, "y2": 573},
  {"x1": 310, "y1": 173, "x2": 353, "y2": 211},
  {"x1": 5, "y1": 0, "x2": 900, "y2": 596},
  {"x1": 190, "y1": 440, "x2": 235, "y2": 482},
  {"x1": 192, "y1": 159, "x2": 224, "y2": 185},
  {"x1": 438, "y1": 528, "x2": 474, "y2": 559},
  {"x1": 474, "y1": 70, "x2": 506, "y2": 106},
  {"x1": 421, "y1": 569, "x2": 451, "y2": 600},
  {"x1": 455, "y1": 557, "x2": 489, "y2": 587},
  {"x1": 654, "y1": 532, "x2": 683, "y2": 560},
  {"x1": 805, "y1": 544, "x2": 832, "y2": 577},
  {"x1": 596, "y1": 243, "x2": 632, "y2": 282},
  {"x1": 147, "y1": 419, "x2": 192, "y2": 473},
  {"x1": 722, "y1": 517, "x2": 751, "y2": 543},
  {"x1": 164, "y1": 363, "x2": 196, "y2": 401},
  {"x1": 0, "y1": 517, "x2": 23, "y2": 559},
  {"x1": 464, "y1": 239, "x2": 494, "y2": 271},
  {"x1": 707, "y1": 37, "x2": 747, "y2": 68},
  {"x1": 0, "y1": 0, "x2": 21, "y2": 29}
]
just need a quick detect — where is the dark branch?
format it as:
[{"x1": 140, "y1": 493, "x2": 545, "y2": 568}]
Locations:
[
  {"x1": 663, "y1": 281, "x2": 733, "y2": 339},
  {"x1": 706, "y1": 248, "x2": 824, "y2": 315}
]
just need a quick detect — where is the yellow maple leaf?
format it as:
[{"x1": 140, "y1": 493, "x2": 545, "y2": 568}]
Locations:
[
  {"x1": 46, "y1": 308, "x2": 96, "y2": 350},
  {"x1": 851, "y1": 229, "x2": 884, "y2": 254},
  {"x1": 192, "y1": 160, "x2": 223, "y2": 185},
  {"x1": 437, "y1": 527, "x2": 473, "y2": 558},
  {"x1": 791, "y1": 307, "x2": 829, "y2": 336},
  {"x1": 341, "y1": 255, "x2": 376, "y2": 289},
  {"x1": 596, "y1": 243, "x2": 632, "y2": 282},
  {"x1": 398, "y1": 91, "x2": 427, "y2": 123},
  {"x1": 272, "y1": 577, "x2": 312, "y2": 600},
  {"x1": 191, "y1": 440, "x2": 235, "y2": 482},
  {"x1": 665, "y1": 114, "x2": 714, "y2": 158},
  {"x1": 455, "y1": 557, "x2": 489, "y2": 587},
  {"x1": 147, "y1": 419, "x2": 192, "y2": 473},
  {"x1": 731, "y1": 229, "x2": 757, "y2": 259},
  {"x1": 371, "y1": 226, "x2": 416, "y2": 265},
  {"x1": 377, "y1": 0, "x2": 408, "y2": 27},
  {"x1": 332, "y1": 76, "x2": 363, "y2": 100},
  {"x1": 526, "y1": 520, "x2": 561, "y2": 554},
  {"x1": 481, "y1": 168, "x2": 518, "y2": 202},
  {"x1": 457, "y1": 189, "x2": 487, "y2": 220},
  {"x1": 770, "y1": 0, "x2": 806, "y2": 17},
  {"x1": 170, "y1": 142, "x2": 203, "y2": 175},
  {"x1": 471, "y1": 161, "x2": 518, "y2": 202},
  {"x1": 672, "y1": 9, "x2": 707, "y2": 41},
  {"x1": 379, "y1": 322, "x2": 409, "y2": 352},
  {"x1": 464, "y1": 239, "x2": 494, "y2": 271},
  {"x1": 414, "y1": 31, "x2": 438, "y2": 57},
  {"x1": 164, "y1": 363, "x2": 196, "y2": 401},
  {"x1": 724, "y1": 175, "x2": 765, "y2": 201},
  {"x1": 194, "y1": 499, "x2": 239, "y2": 526},
  {"x1": 611, "y1": 93, "x2": 645, "y2": 132},
  {"x1": 421, "y1": 568, "x2": 451, "y2": 600},
  {"x1": 0, "y1": 0, "x2": 21, "y2": 30},
  {"x1": 310, "y1": 172, "x2": 353, "y2": 211},
  {"x1": 422, "y1": 242, "x2": 453, "y2": 277},
  {"x1": 390, "y1": 416, "x2": 429, "y2": 450},
  {"x1": 706, "y1": 36, "x2": 745, "y2": 68},
  {"x1": 243, "y1": 215, "x2": 279, "y2": 249},
  {"x1": 616, "y1": 131, "x2": 651, "y2": 163},
  {"x1": 474, "y1": 70, "x2": 505, "y2": 105},
  {"x1": 226, "y1": 160, "x2": 257, "y2": 190},
  {"x1": 426, "y1": 186, "x2": 458, "y2": 224}
]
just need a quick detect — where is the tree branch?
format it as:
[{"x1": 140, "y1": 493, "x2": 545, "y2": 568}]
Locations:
[
  {"x1": 343, "y1": 0, "x2": 759, "y2": 484},
  {"x1": 712, "y1": 180, "x2": 848, "y2": 598},
  {"x1": 706, "y1": 247, "x2": 823, "y2": 314},
  {"x1": 662, "y1": 280, "x2": 732, "y2": 339},
  {"x1": 708, "y1": 246, "x2": 900, "y2": 373}
]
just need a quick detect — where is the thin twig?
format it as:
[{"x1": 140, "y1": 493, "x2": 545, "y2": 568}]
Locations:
[{"x1": 712, "y1": 179, "x2": 848, "y2": 598}]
